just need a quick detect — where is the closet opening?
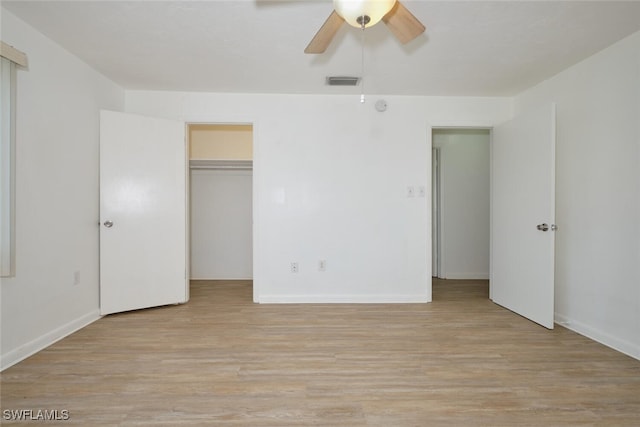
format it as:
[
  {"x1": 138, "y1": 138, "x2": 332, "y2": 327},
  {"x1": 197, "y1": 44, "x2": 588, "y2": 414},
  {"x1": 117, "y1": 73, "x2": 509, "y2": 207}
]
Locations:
[{"x1": 188, "y1": 124, "x2": 254, "y2": 290}]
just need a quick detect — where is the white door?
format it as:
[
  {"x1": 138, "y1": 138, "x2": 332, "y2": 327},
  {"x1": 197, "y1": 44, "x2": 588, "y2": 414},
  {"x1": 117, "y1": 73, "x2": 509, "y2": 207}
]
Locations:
[
  {"x1": 491, "y1": 103, "x2": 556, "y2": 329},
  {"x1": 100, "y1": 110, "x2": 188, "y2": 315}
]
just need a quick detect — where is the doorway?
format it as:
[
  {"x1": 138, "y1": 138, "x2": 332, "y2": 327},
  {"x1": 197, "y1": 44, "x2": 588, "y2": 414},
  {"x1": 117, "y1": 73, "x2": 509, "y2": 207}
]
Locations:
[
  {"x1": 188, "y1": 124, "x2": 254, "y2": 282},
  {"x1": 431, "y1": 128, "x2": 490, "y2": 281}
]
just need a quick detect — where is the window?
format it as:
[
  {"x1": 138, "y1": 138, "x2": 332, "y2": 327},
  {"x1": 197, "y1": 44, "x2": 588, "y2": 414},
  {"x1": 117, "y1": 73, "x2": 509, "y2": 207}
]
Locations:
[{"x1": 1, "y1": 41, "x2": 27, "y2": 277}]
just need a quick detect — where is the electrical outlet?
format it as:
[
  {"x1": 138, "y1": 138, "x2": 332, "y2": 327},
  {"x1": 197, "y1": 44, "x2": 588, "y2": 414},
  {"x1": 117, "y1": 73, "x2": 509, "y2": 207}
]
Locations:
[
  {"x1": 418, "y1": 186, "x2": 426, "y2": 197},
  {"x1": 318, "y1": 260, "x2": 327, "y2": 272},
  {"x1": 291, "y1": 262, "x2": 299, "y2": 273}
]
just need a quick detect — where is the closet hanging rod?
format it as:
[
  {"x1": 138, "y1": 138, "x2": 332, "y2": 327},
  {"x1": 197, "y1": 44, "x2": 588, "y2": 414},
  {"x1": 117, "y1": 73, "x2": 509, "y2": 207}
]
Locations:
[{"x1": 189, "y1": 159, "x2": 253, "y2": 171}]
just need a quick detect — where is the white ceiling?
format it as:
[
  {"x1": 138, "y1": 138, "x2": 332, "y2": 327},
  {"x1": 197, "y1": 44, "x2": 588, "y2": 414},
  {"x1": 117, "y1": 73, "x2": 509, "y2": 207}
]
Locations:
[{"x1": 3, "y1": 0, "x2": 640, "y2": 96}]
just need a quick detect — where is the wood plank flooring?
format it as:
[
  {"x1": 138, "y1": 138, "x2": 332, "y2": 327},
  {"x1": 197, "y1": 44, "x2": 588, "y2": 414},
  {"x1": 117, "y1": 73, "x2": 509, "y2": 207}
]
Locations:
[{"x1": 1, "y1": 279, "x2": 639, "y2": 426}]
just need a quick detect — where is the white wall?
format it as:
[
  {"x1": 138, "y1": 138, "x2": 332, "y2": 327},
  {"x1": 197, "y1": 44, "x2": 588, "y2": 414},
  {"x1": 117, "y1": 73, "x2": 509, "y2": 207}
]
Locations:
[
  {"x1": 433, "y1": 129, "x2": 490, "y2": 279},
  {"x1": 2, "y1": 2, "x2": 636, "y2": 371},
  {"x1": 0, "y1": 10, "x2": 124, "y2": 369},
  {"x1": 126, "y1": 91, "x2": 512, "y2": 303},
  {"x1": 515, "y1": 31, "x2": 640, "y2": 359},
  {"x1": 190, "y1": 169, "x2": 253, "y2": 279}
]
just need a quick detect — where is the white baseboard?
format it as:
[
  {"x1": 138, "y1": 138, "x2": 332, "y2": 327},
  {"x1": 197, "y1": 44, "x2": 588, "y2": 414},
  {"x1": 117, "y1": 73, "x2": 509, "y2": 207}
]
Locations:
[
  {"x1": 190, "y1": 277, "x2": 253, "y2": 281},
  {"x1": 1, "y1": 310, "x2": 101, "y2": 371},
  {"x1": 441, "y1": 273, "x2": 490, "y2": 280},
  {"x1": 257, "y1": 294, "x2": 431, "y2": 304},
  {"x1": 555, "y1": 313, "x2": 640, "y2": 361}
]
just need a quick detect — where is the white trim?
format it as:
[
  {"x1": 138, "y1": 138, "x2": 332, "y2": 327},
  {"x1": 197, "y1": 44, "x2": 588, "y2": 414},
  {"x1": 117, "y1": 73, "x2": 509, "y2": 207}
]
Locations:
[
  {"x1": 555, "y1": 313, "x2": 640, "y2": 361},
  {"x1": 251, "y1": 121, "x2": 261, "y2": 303},
  {"x1": 0, "y1": 41, "x2": 27, "y2": 67},
  {"x1": 0, "y1": 57, "x2": 16, "y2": 277},
  {"x1": 431, "y1": 147, "x2": 441, "y2": 278},
  {"x1": 0, "y1": 311, "x2": 101, "y2": 371},
  {"x1": 257, "y1": 293, "x2": 430, "y2": 304},
  {"x1": 190, "y1": 276, "x2": 253, "y2": 281},
  {"x1": 436, "y1": 143, "x2": 447, "y2": 278}
]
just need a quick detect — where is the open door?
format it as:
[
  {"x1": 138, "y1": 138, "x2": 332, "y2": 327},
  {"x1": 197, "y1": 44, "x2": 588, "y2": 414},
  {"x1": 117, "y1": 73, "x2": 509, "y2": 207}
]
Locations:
[
  {"x1": 100, "y1": 110, "x2": 188, "y2": 315},
  {"x1": 491, "y1": 103, "x2": 556, "y2": 329}
]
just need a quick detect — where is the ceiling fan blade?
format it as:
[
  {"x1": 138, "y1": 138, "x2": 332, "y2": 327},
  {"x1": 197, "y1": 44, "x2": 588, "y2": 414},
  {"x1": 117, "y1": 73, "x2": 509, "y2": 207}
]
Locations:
[
  {"x1": 382, "y1": 1, "x2": 426, "y2": 44},
  {"x1": 304, "y1": 11, "x2": 345, "y2": 54}
]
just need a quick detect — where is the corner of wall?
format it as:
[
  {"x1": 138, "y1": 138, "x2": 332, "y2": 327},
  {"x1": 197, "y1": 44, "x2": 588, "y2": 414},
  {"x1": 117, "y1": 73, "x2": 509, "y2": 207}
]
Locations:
[{"x1": 1, "y1": 311, "x2": 101, "y2": 371}]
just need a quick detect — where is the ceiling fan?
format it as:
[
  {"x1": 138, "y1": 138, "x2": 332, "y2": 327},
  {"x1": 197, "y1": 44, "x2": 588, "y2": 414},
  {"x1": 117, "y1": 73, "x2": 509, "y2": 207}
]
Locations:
[{"x1": 305, "y1": 0, "x2": 426, "y2": 54}]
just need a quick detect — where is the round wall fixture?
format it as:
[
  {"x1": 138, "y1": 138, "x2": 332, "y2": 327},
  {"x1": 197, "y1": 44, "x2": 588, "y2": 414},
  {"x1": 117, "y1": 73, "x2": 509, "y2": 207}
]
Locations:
[{"x1": 375, "y1": 99, "x2": 387, "y2": 112}]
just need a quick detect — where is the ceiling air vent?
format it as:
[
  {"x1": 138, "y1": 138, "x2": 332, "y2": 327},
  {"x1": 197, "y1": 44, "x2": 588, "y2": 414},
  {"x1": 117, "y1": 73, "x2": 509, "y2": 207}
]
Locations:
[{"x1": 326, "y1": 76, "x2": 360, "y2": 86}]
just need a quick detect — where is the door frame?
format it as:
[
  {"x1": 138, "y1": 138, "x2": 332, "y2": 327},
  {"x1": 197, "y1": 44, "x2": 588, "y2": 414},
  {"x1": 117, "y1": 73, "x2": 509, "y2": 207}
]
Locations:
[
  {"x1": 186, "y1": 121, "x2": 258, "y2": 300},
  {"x1": 431, "y1": 146, "x2": 441, "y2": 278},
  {"x1": 428, "y1": 123, "x2": 495, "y2": 297}
]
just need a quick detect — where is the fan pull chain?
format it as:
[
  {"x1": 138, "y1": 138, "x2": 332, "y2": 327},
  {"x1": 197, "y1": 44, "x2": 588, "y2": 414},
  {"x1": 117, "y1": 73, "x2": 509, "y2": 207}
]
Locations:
[{"x1": 360, "y1": 19, "x2": 366, "y2": 103}]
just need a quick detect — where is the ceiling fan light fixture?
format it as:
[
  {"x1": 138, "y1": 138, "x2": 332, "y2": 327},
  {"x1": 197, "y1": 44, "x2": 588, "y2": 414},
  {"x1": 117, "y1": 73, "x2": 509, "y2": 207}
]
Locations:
[{"x1": 333, "y1": 0, "x2": 396, "y2": 29}]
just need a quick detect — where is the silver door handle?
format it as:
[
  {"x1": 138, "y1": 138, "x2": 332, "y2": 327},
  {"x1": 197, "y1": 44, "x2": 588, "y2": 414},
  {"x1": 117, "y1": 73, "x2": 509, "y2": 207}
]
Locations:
[
  {"x1": 103, "y1": 220, "x2": 114, "y2": 228},
  {"x1": 536, "y1": 223, "x2": 549, "y2": 232},
  {"x1": 536, "y1": 223, "x2": 558, "y2": 232}
]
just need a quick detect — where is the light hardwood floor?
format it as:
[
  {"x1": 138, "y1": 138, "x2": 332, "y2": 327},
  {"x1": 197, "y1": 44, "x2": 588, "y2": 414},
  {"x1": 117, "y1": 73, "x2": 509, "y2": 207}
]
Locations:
[{"x1": 1, "y1": 279, "x2": 639, "y2": 426}]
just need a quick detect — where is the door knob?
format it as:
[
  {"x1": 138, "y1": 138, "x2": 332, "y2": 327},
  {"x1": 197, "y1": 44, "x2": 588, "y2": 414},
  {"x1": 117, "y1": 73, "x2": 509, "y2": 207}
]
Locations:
[
  {"x1": 536, "y1": 223, "x2": 549, "y2": 232},
  {"x1": 103, "y1": 220, "x2": 114, "y2": 228}
]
